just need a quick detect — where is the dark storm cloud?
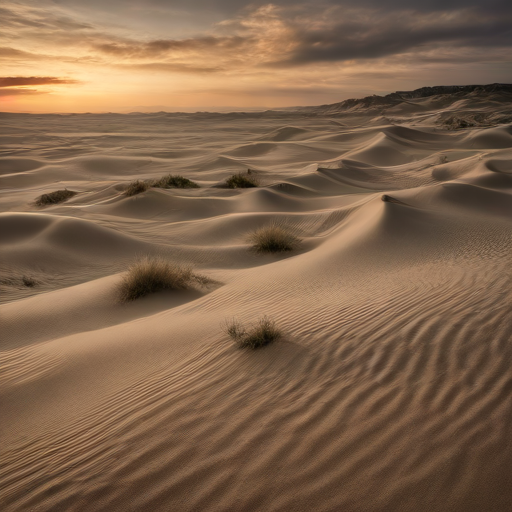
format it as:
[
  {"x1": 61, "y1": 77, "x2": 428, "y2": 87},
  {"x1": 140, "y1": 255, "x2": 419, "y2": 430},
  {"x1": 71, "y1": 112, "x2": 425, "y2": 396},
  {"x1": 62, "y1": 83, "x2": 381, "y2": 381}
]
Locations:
[
  {"x1": 27, "y1": 0, "x2": 512, "y2": 15},
  {"x1": 273, "y1": 10, "x2": 512, "y2": 66},
  {"x1": 0, "y1": 77, "x2": 79, "y2": 87},
  {"x1": 316, "y1": 0, "x2": 509, "y2": 14}
]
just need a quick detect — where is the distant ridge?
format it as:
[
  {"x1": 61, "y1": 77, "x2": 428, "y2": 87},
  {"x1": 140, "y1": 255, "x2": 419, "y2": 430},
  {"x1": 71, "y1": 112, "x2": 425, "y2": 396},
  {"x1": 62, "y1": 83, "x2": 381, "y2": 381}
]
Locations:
[
  {"x1": 395, "y1": 83, "x2": 512, "y2": 98},
  {"x1": 305, "y1": 83, "x2": 512, "y2": 115}
]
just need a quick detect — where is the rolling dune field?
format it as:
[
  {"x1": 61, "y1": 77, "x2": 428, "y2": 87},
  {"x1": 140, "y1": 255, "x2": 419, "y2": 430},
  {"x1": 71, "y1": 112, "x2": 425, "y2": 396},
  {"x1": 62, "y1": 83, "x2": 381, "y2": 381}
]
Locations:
[{"x1": 1, "y1": 90, "x2": 512, "y2": 511}]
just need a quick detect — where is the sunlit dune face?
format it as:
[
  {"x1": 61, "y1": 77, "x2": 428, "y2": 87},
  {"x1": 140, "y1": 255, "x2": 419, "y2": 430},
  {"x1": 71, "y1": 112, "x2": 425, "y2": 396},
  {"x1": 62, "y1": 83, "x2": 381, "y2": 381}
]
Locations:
[{"x1": 1, "y1": 0, "x2": 511, "y2": 112}]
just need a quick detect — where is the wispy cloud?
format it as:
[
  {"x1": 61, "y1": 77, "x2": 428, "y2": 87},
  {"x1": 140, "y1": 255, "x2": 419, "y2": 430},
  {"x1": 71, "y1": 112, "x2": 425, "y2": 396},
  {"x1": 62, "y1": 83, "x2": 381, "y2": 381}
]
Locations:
[
  {"x1": 0, "y1": 47, "x2": 38, "y2": 59},
  {"x1": 93, "y1": 36, "x2": 246, "y2": 58},
  {"x1": 0, "y1": 76, "x2": 79, "y2": 87},
  {"x1": 0, "y1": 75, "x2": 80, "y2": 98},
  {"x1": 0, "y1": 88, "x2": 45, "y2": 96},
  {"x1": 0, "y1": 4, "x2": 93, "y2": 31}
]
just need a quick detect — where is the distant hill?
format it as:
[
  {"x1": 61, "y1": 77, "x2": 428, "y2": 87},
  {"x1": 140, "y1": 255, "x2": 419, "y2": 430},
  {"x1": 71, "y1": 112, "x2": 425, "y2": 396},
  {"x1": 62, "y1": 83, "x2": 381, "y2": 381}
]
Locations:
[{"x1": 302, "y1": 84, "x2": 512, "y2": 116}]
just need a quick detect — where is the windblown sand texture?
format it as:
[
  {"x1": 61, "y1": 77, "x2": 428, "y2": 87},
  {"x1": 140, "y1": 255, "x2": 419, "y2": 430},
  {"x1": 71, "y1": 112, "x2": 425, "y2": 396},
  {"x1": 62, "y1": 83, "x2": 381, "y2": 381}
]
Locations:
[{"x1": 1, "y1": 88, "x2": 512, "y2": 511}]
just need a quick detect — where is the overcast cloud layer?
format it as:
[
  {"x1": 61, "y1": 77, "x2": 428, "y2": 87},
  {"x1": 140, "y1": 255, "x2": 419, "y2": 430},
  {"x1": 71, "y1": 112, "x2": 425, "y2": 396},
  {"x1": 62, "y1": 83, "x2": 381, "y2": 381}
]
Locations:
[{"x1": 1, "y1": 0, "x2": 511, "y2": 111}]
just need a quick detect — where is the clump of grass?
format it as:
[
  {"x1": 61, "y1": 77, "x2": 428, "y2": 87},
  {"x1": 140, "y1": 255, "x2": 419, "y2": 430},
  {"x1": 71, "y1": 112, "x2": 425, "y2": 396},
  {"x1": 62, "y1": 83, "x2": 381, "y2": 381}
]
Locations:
[
  {"x1": 36, "y1": 189, "x2": 77, "y2": 206},
  {"x1": 118, "y1": 256, "x2": 212, "y2": 302},
  {"x1": 124, "y1": 180, "x2": 150, "y2": 196},
  {"x1": 249, "y1": 222, "x2": 301, "y2": 253},
  {"x1": 225, "y1": 170, "x2": 259, "y2": 188},
  {"x1": 224, "y1": 316, "x2": 282, "y2": 349},
  {"x1": 152, "y1": 174, "x2": 199, "y2": 189},
  {"x1": 0, "y1": 275, "x2": 38, "y2": 287},
  {"x1": 22, "y1": 276, "x2": 37, "y2": 287}
]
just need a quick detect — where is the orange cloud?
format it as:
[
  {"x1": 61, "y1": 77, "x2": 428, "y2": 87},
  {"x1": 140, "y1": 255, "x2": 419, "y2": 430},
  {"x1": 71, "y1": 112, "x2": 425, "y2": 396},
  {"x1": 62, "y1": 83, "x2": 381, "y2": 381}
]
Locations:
[
  {"x1": 0, "y1": 76, "x2": 79, "y2": 87},
  {"x1": 0, "y1": 88, "x2": 44, "y2": 96}
]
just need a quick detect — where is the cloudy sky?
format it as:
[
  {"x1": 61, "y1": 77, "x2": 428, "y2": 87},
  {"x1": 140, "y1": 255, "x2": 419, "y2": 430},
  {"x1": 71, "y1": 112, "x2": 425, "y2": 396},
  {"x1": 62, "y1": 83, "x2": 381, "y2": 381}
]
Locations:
[{"x1": 1, "y1": 0, "x2": 511, "y2": 112}]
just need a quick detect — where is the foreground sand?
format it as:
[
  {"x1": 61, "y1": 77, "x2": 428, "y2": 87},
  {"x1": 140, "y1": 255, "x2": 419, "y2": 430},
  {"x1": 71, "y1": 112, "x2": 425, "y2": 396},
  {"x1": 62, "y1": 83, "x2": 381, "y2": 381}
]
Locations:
[{"x1": 1, "y1": 95, "x2": 512, "y2": 511}]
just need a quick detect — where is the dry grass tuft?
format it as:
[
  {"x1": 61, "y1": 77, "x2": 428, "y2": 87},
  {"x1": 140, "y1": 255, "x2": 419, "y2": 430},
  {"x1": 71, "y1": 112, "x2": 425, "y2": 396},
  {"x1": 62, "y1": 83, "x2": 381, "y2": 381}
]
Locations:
[
  {"x1": 36, "y1": 189, "x2": 77, "y2": 206},
  {"x1": 22, "y1": 276, "x2": 37, "y2": 287},
  {"x1": 0, "y1": 275, "x2": 38, "y2": 287},
  {"x1": 152, "y1": 174, "x2": 199, "y2": 189},
  {"x1": 249, "y1": 222, "x2": 301, "y2": 253},
  {"x1": 118, "y1": 256, "x2": 212, "y2": 302},
  {"x1": 125, "y1": 180, "x2": 150, "y2": 196},
  {"x1": 225, "y1": 170, "x2": 259, "y2": 188},
  {"x1": 224, "y1": 316, "x2": 282, "y2": 349}
]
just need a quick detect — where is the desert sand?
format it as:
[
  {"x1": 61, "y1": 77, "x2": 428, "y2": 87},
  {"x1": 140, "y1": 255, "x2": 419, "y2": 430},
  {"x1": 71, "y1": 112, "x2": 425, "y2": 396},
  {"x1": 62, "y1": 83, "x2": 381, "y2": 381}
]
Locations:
[{"x1": 1, "y1": 86, "x2": 512, "y2": 511}]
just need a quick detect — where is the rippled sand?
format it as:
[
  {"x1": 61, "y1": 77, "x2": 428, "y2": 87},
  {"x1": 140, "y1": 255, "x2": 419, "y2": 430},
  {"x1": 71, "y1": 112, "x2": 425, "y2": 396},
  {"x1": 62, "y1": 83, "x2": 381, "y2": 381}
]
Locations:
[{"x1": 1, "y1": 95, "x2": 512, "y2": 511}]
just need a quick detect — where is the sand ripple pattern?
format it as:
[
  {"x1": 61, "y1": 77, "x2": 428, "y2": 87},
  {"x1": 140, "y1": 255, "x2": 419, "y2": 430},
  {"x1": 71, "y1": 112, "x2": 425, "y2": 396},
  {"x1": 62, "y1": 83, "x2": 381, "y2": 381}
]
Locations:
[{"x1": 1, "y1": 108, "x2": 511, "y2": 511}]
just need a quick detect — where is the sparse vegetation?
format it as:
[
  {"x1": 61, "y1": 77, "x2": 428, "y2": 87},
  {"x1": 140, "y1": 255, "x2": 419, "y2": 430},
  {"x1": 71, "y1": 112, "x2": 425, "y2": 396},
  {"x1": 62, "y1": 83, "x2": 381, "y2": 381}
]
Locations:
[
  {"x1": 0, "y1": 275, "x2": 38, "y2": 287},
  {"x1": 249, "y1": 222, "x2": 301, "y2": 253},
  {"x1": 381, "y1": 194, "x2": 408, "y2": 206},
  {"x1": 225, "y1": 170, "x2": 259, "y2": 188},
  {"x1": 152, "y1": 174, "x2": 199, "y2": 189},
  {"x1": 440, "y1": 112, "x2": 512, "y2": 130},
  {"x1": 118, "y1": 256, "x2": 213, "y2": 302},
  {"x1": 36, "y1": 189, "x2": 77, "y2": 206},
  {"x1": 22, "y1": 276, "x2": 37, "y2": 287},
  {"x1": 124, "y1": 180, "x2": 150, "y2": 196},
  {"x1": 224, "y1": 316, "x2": 282, "y2": 349}
]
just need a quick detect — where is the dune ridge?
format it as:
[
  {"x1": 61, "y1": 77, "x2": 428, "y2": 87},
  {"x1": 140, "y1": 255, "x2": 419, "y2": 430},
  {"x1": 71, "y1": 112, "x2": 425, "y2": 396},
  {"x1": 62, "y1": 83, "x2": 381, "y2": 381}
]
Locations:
[{"x1": 1, "y1": 88, "x2": 511, "y2": 511}]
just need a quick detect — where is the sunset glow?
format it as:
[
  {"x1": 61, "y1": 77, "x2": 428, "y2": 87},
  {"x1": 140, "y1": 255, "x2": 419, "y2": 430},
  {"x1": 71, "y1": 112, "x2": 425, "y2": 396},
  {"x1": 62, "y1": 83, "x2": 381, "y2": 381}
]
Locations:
[{"x1": 1, "y1": 0, "x2": 511, "y2": 112}]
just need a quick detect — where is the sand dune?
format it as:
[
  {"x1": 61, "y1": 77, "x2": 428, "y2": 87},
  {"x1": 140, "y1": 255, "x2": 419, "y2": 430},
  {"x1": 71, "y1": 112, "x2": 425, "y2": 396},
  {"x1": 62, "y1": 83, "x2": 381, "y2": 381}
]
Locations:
[{"x1": 1, "y1": 90, "x2": 512, "y2": 511}]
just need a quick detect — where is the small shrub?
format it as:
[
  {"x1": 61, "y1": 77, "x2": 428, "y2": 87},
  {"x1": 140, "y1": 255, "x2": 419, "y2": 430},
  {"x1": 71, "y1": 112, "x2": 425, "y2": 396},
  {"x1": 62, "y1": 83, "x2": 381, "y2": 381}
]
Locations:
[
  {"x1": 249, "y1": 222, "x2": 301, "y2": 253},
  {"x1": 0, "y1": 275, "x2": 37, "y2": 287},
  {"x1": 225, "y1": 170, "x2": 259, "y2": 188},
  {"x1": 36, "y1": 189, "x2": 77, "y2": 206},
  {"x1": 152, "y1": 174, "x2": 199, "y2": 189},
  {"x1": 224, "y1": 316, "x2": 282, "y2": 349},
  {"x1": 22, "y1": 276, "x2": 37, "y2": 287},
  {"x1": 118, "y1": 256, "x2": 212, "y2": 302},
  {"x1": 125, "y1": 180, "x2": 150, "y2": 196}
]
